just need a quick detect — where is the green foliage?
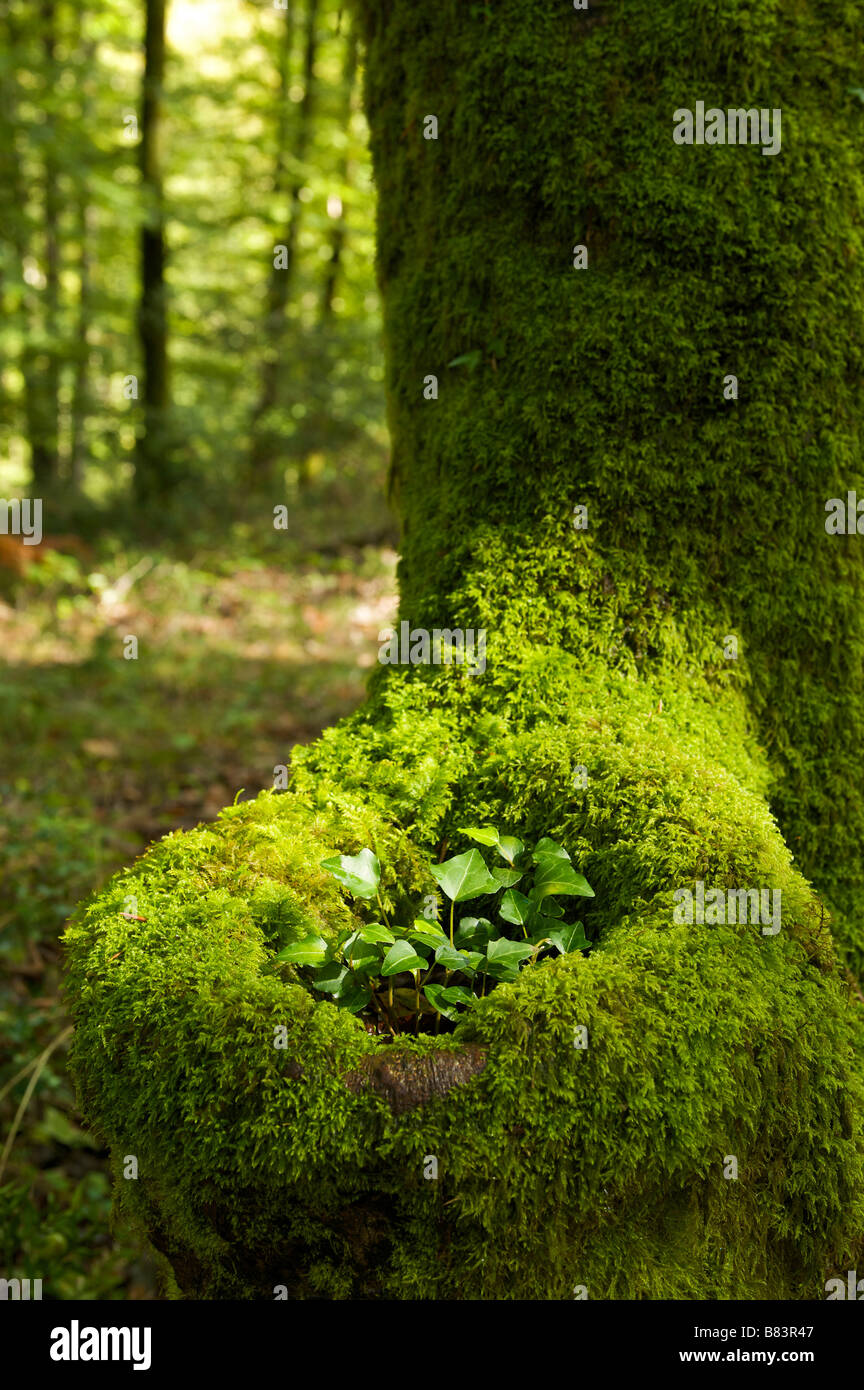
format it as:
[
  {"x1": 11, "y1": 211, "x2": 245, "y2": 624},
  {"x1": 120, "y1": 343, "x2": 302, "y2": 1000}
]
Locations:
[
  {"x1": 275, "y1": 832, "x2": 592, "y2": 1033},
  {"x1": 429, "y1": 849, "x2": 499, "y2": 906},
  {"x1": 319, "y1": 847, "x2": 381, "y2": 900},
  {"x1": 0, "y1": 0, "x2": 385, "y2": 506}
]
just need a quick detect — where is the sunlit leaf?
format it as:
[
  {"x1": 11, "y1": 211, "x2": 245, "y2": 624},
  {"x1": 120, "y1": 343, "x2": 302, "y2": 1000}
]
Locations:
[
  {"x1": 497, "y1": 835, "x2": 524, "y2": 865},
  {"x1": 532, "y1": 855, "x2": 594, "y2": 901},
  {"x1": 275, "y1": 935, "x2": 329, "y2": 966},
  {"x1": 457, "y1": 825, "x2": 500, "y2": 847},
  {"x1": 320, "y1": 847, "x2": 381, "y2": 899},
  {"x1": 381, "y1": 939, "x2": 428, "y2": 976},
  {"x1": 546, "y1": 921, "x2": 590, "y2": 955},
  {"x1": 423, "y1": 983, "x2": 476, "y2": 1019},
  {"x1": 430, "y1": 849, "x2": 499, "y2": 902},
  {"x1": 531, "y1": 837, "x2": 570, "y2": 862},
  {"x1": 358, "y1": 922, "x2": 395, "y2": 945},
  {"x1": 410, "y1": 927, "x2": 448, "y2": 950}
]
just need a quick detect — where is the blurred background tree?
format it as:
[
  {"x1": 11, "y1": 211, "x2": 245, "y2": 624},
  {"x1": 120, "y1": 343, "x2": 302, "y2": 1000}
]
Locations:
[{"x1": 0, "y1": 0, "x2": 387, "y2": 523}]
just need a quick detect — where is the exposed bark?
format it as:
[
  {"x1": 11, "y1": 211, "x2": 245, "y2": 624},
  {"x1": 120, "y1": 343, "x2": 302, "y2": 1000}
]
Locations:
[{"x1": 343, "y1": 1043, "x2": 488, "y2": 1115}]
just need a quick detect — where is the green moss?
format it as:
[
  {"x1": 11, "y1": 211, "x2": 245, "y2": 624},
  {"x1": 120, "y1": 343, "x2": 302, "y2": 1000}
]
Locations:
[
  {"x1": 65, "y1": 0, "x2": 864, "y2": 1298},
  {"x1": 63, "y1": 674, "x2": 864, "y2": 1298}
]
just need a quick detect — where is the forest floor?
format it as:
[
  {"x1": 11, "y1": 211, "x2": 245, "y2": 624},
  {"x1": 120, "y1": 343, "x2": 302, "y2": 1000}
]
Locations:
[{"x1": 0, "y1": 476, "x2": 398, "y2": 1298}]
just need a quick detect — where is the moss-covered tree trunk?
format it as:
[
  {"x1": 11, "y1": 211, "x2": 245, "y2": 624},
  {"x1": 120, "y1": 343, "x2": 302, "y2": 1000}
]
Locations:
[
  {"x1": 359, "y1": 0, "x2": 864, "y2": 944},
  {"x1": 65, "y1": 0, "x2": 864, "y2": 1300}
]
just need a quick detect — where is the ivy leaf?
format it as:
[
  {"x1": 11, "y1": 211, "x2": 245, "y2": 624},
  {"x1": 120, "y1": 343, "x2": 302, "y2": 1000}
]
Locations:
[
  {"x1": 311, "y1": 963, "x2": 351, "y2": 995},
  {"x1": 538, "y1": 896, "x2": 564, "y2": 918},
  {"x1": 484, "y1": 937, "x2": 535, "y2": 980},
  {"x1": 381, "y1": 939, "x2": 428, "y2": 976},
  {"x1": 497, "y1": 835, "x2": 524, "y2": 865},
  {"x1": 430, "y1": 849, "x2": 500, "y2": 902},
  {"x1": 409, "y1": 925, "x2": 448, "y2": 950},
  {"x1": 424, "y1": 983, "x2": 477, "y2": 1019},
  {"x1": 413, "y1": 918, "x2": 446, "y2": 934},
  {"x1": 320, "y1": 848, "x2": 381, "y2": 899},
  {"x1": 358, "y1": 922, "x2": 395, "y2": 945},
  {"x1": 458, "y1": 828, "x2": 525, "y2": 868},
  {"x1": 492, "y1": 866, "x2": 522, "y2": 888},
  {"x1": 439, "y1": 985, "x2": 478, "y2": 1008},
  {"x1": 275, "y1": 935, "x2": 329, "y2": 966},
  {"x1": 343, "y1": 935, "x2": 382, "y2": 973},
  {"x1": 454, "y1": 916, "x2": 493, "y2": 949},
  {"x1": 435, "y1": 943, "x2": 483, "y2": 976},
  {"x1": 341, "y1": 984, "x2": 373, "y2": 1013},
  {"x1": 532, "y1": 837, "x2": 570, "y2": 862},
  {"x1": 546, "y1": 921, "x2": 590, "y2": 955},
  {"x1": 498, "y1": 888, "x2": 535, "y2": 928},
  {"x1": 458, "y1": 825, "x2": 500, "y2": 847},
  {"x1": 532, "y1": 855, "x2": 594, "y2": 901},
  {"x1": 423, "y1": 983, "x2": 460, "y2": 1020}
]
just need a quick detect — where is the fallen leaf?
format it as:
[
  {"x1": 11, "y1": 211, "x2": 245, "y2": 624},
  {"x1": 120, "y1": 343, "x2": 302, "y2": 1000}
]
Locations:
[{"x1": 81, "y1": 738, "x2": 120, "y2": 759}]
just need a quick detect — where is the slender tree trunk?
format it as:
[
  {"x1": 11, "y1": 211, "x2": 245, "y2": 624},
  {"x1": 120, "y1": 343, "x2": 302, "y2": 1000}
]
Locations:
[
  {"x1": 37, "y1": 0, "x2": 61, "y2": 489},
  {"x1": 69, "y1": 201, "x2": 94, "y2": 490},
  {"x1": 0, "y1": 1, "x2": 21, "y2": 452},
  {"x1": 249, "y1": 0, "x2": 320, "y2": 480},
  {"x1": 135, "y1": 0, "x2": 173, "y2": 506},
  {"x1": 4, "y1": 0, "x2": 59, "y2": 491},
  {"x1": 68, "y1": 27, "x2": 96, "y2": 490},
  {"x1": 319, "y1": 25, "x2": 358, "y2": 321}
]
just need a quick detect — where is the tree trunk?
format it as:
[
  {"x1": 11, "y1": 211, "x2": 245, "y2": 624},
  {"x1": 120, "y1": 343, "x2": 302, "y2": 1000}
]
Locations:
[
  {"x1": 357, "y1": 0, "x2": 864, "y2": 941},
  {"x1": 2, "y1": 0, "x2": 59, "y2": 490},
  {"x1": 69, "y1": 30, "x2": 97, "y2": 491},
  {"x1": 69, "y1": 199, "x2": 93, "y2": 491},
  {"x1": 37, "y1": 0, "x2": 61, "y2": 489},
  {"x1": 319, "y1": 24, "x2": 358, "y2": 321},
  {"x1": 65, "y1": 0, "x2": 864, "y2": 1301},
  {"x1": 135, "y1": 0, "x2": 173, "y2": 506},
  {"x1": 248, "y1": 0, "x2": 320, "y2": 480}
]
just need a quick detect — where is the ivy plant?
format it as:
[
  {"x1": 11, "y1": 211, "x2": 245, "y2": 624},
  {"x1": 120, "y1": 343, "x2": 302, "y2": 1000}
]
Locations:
[{"x1": 272, "y1": 828, "x2": 594, "y2": 1037}]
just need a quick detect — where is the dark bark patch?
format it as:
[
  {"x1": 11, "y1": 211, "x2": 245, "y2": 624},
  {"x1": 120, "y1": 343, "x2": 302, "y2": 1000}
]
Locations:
[
  {"x1": 343, "y1": 1044, "x2": 488, "y2": 1115},
  {"x1": 571, "y1": 0, "x2": 611, "y2": 32}
]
